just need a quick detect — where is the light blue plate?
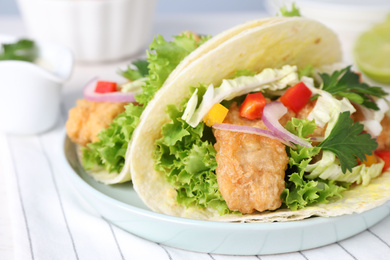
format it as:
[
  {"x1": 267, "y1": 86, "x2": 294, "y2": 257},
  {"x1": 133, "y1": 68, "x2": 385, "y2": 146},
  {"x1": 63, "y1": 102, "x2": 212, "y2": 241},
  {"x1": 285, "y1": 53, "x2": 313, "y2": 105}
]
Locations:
[{"x1": 62, "y1": 136, "x2": 390, "y2": 255}]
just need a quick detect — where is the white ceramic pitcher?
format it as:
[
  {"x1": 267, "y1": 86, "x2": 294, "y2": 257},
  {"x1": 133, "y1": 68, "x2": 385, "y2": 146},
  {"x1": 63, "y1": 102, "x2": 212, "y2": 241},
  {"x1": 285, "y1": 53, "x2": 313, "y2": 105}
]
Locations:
[{"x1": 0, "y1": 35, "x2": 73, "y2": 134}]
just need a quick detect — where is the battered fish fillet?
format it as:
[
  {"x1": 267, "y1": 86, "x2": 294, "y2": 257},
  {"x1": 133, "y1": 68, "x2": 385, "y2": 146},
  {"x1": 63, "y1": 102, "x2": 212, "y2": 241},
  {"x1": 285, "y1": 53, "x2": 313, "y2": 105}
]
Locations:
[
  {"x1": 214, "y1": 103, "x2": 289, "y2": 214},
  {"x1": 66, "y1": 99, "x2": 127, "y2": 146}
]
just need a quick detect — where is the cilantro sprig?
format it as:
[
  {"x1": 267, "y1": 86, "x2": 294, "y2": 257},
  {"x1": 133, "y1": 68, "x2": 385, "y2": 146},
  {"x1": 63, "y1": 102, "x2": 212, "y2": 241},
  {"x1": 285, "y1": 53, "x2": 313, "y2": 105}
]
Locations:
[
  {"x1": 320, "y1": 66, "x2": 388, "y2": 110},
  {"x1": 318, "y1": 111, "x2": 378, "y2": 173}
]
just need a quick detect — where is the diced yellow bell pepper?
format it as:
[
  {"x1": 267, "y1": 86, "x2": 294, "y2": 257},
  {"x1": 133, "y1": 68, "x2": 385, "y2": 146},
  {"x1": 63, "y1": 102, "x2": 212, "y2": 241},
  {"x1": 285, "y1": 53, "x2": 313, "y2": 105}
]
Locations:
[
  {"x1": 361, "y1": 154, "x2": 378, "y2": 167},
  {"x1": 203, "y1": 103, "x2": 229, "y2": 127}
]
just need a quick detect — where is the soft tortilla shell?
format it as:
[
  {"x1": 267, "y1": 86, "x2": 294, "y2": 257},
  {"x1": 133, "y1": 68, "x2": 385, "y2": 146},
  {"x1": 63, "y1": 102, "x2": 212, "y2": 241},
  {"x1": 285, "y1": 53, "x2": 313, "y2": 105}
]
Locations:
[{"x1": 129, "y1": 17, "x2": 390, "y2": 222}]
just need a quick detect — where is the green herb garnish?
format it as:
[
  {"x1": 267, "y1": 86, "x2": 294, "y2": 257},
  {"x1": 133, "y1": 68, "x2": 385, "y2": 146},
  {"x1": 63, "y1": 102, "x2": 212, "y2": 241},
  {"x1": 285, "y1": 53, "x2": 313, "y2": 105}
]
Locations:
[
  {"x1": 320, "y1": 66, "x2": 388, "y2": 110},
  {"x1": 0, "y1": 39, "x2": 38, "y2": 62}
]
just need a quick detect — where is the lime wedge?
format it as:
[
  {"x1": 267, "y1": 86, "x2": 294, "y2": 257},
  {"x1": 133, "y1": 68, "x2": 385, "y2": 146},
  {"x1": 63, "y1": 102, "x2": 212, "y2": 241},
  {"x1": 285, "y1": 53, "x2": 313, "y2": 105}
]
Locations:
[{"x1": 354, "y1": 17, "x2": 390, "y2": 84}]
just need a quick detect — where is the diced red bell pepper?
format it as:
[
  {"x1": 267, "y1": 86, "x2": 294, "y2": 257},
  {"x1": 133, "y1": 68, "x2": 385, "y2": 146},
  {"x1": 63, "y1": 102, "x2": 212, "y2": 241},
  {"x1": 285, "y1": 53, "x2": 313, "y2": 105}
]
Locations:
[
  {"x1": 95, "y1": 81, "x2": 117, "y2": 93},
  {"x1": 280, "y1": 81, "x2": 312, "y2": 113},
  {"x1": 239, "y1": 92, "x2": 267, "y2": 120},
  {"x1": 375, "y1": 150, "x2": 390, "y2": 171}
]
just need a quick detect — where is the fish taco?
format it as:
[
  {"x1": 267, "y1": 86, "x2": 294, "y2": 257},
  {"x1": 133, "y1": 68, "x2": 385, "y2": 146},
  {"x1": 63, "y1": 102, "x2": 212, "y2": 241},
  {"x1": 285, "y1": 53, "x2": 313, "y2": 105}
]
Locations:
[{"x1": 129, "y1": 17, "x2": 390, "y2": 222}]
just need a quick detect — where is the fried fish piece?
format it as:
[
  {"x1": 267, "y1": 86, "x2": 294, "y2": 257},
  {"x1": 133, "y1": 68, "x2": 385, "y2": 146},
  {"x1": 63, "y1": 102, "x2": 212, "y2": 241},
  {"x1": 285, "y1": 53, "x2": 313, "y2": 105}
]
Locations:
[
  {"x1": 214, "y1": 103, "x2": 289, "y2": 214},
  {"x1": 66, "y1": 99, "x2": 127, "y2": 146}
]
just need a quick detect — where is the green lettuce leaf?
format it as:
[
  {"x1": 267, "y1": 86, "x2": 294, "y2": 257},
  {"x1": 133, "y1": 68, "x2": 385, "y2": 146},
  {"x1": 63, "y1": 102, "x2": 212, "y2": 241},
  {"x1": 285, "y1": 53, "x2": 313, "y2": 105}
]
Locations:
[
  {"x1": 82, "y1": 104, "x2": 143, "y2": 172},
  {"x1": 154, "y1": 105, "x2": 231, "y2": 215},
  {"x1": 82, "y1": 33, "x2": 210, "y2": 173}
]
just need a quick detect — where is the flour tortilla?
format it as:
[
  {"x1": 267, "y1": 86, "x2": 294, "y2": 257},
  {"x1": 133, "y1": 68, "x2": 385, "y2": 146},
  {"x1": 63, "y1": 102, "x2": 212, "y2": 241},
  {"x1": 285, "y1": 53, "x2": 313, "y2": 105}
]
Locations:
[{"x1": 130, "y1": 17, "x2": 390, "y2": 221}]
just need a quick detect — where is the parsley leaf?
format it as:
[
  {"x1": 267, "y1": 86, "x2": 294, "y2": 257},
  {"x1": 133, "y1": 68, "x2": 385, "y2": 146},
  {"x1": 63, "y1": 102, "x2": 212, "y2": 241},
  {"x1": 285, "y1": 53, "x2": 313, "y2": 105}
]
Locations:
[
  {"x1": 320, "y1": 66, "x2": 388, "y2": 110},
  {"x1": 0, "y1": 39, "x2": 38, "y2": 62},
  {"x1": 318, "y1": 111, "x2": 378, "y2": 173}
]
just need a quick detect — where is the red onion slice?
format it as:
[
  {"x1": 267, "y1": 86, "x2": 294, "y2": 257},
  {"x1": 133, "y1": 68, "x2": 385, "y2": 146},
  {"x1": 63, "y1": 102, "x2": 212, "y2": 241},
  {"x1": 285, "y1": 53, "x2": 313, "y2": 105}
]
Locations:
[
  {"x1": 83, "y1": 77, "x2": 136, "y2": 103},
  {"x1": 212, "y1": 123, "x2": 295, "y2": 148},
  {"x1": 262, "y1": 101, "x2": 312, "y2": 147}
]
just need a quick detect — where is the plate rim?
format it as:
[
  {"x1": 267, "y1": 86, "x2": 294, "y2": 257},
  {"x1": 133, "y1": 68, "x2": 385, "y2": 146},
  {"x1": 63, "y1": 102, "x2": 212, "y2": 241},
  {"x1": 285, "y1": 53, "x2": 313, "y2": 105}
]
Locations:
[{"x1": 61, "y1": 133, "x2": 390, "y2": 255}]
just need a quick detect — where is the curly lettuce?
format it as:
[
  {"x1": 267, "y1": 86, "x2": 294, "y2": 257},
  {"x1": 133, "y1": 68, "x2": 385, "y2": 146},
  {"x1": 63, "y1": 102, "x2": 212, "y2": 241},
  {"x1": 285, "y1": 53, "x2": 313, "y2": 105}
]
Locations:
[{"x1": 82, "y1": 104, "x2": 143, "y2": 172}]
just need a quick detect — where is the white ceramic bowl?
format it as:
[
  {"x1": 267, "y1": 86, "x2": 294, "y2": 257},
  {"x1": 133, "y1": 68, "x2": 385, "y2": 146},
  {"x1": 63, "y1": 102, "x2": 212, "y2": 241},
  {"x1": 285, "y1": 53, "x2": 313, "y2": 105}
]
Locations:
[
  {"x1": 265, "y1": 0, "x2": 390, "y2": 33},
  {"x1": 17, "y1": 0, "x2": 157, "y2": 63},
  {"x1": 0, "y1": 35, "x2": 73, "y2": 135}
]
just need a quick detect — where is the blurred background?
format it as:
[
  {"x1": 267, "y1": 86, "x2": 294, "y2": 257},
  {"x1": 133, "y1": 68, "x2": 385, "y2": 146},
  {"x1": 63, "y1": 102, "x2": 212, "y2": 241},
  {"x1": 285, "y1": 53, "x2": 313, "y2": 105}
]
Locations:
[
  {"x1": 0, "y1": 0, "x2": 269, "y2": 63},
  {"x1": 0, "y1": 0, "x2": 266, "y2": 15},
  {"x1": 1, "y1": 0, "x2": 389, "y2": 82}
]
